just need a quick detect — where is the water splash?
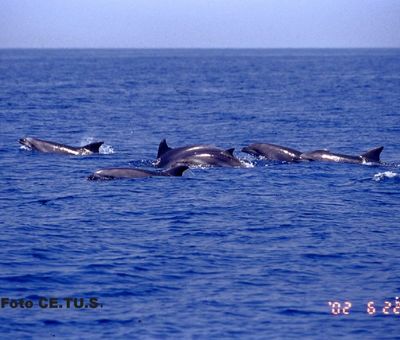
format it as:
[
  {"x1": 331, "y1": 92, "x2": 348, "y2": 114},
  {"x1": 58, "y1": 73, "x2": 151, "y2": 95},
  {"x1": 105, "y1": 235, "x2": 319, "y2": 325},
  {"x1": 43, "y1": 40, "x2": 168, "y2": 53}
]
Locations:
[
  {"x1": 240, "y1": 159, "x2": 255, "y2": 168},
  {"x1": 80, "y1": 136, "x2": 97, "y2": 146},
  {"x1": 19, "y1": 145, "x2": 31, "y2": 151},
  {"x1": 372, "y1": 171, "x2": 399, "y2": 182},
  {"x1": 99, "y1": 144, "x2": 115, "y2": 154}
]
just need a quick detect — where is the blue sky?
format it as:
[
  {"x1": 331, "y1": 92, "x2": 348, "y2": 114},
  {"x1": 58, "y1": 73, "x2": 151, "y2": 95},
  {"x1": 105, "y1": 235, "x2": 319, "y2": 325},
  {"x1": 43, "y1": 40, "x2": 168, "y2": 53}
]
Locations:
[{"x1": 1, "y1": 0, "x2": 399, "y2": 48}]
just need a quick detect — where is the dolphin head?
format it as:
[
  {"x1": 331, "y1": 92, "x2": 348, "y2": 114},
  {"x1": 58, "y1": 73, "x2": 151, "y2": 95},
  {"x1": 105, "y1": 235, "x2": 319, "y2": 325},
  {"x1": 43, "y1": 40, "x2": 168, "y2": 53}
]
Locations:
[{"x1": 19, "y1": 137, "x2": 34, "y2": 149}]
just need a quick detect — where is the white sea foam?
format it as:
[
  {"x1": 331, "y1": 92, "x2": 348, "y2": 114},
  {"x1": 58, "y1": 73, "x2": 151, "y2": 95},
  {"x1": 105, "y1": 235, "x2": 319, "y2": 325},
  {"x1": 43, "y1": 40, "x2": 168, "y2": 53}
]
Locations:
[{"x1": 372, "y1": 171, "x2": 399, "y2": 182}]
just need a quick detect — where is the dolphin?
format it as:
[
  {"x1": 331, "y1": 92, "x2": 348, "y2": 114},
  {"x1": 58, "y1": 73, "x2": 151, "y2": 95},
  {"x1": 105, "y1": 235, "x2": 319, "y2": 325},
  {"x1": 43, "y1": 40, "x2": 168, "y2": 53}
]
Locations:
[
  {"x1": 19, "y1": 137, "x2": 104, "y2": 155},
  {"x1": 154, "y1": 139, "x2": 243, "y2": 168},
  {"x1": 87, "y1": 165, "x2": 189, "y2": 180},
  {"x1": 300, "y1": 146, "x2": 384, "y2": 164},
  {"x1": 241, "y1": 143, "x2": 302, "y2": 162}
]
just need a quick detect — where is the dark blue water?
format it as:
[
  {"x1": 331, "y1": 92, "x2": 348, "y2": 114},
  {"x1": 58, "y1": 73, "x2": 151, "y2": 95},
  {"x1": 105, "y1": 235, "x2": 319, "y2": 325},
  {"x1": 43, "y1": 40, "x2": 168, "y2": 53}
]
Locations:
[{"x1": 1, "y1": 49, "x2": 400, "y2": 339}]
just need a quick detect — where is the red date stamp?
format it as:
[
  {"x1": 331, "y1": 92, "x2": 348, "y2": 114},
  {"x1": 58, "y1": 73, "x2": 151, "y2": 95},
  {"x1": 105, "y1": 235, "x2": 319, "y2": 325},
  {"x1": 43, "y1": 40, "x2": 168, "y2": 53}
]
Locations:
[{"x1": 328, "y1": 297, "x2": 400, "y2": 315}]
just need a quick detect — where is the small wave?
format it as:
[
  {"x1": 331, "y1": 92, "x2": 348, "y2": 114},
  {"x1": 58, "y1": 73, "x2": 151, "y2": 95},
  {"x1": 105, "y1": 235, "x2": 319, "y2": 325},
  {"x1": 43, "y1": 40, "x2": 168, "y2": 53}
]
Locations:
[
  {"x1": 19, "y1": 145, "x2": 31, "y2": 151},
  {"x1": 372, "y1": 171, "x2": 399, "y2": 182},
  {"x1": 130, "y1": 159, "x2": 155, "y2": 167}
]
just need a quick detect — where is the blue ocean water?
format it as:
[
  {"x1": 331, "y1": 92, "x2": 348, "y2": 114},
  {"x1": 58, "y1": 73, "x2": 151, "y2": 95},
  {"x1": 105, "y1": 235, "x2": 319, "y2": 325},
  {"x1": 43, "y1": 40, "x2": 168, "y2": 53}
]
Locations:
[{"x1": 0, "y1": 49, "x2": 400, "y2": 339}]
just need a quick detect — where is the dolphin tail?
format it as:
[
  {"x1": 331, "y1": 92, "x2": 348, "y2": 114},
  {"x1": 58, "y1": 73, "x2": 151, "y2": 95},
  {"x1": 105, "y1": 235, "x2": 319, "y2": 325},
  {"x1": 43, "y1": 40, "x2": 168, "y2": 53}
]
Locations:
[
  {"x1": 361, "y1": 146, "x2": 384, "y2": 163},
  {"x1": 157, "y1": 139, "x2": 172, "y2": 158},
  {"x1": 83, "y1": 142, "x2": 104, "y2": 153},
  {"x1": 164, "y1": 165, "x2": 189, "y2": 177}
]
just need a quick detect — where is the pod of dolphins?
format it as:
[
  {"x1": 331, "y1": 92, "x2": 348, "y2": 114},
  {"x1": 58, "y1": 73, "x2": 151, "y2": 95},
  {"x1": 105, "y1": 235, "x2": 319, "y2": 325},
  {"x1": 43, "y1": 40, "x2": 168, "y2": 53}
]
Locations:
[{"x1": 19, "y1": 136, "x2": 385, "y2": 181}]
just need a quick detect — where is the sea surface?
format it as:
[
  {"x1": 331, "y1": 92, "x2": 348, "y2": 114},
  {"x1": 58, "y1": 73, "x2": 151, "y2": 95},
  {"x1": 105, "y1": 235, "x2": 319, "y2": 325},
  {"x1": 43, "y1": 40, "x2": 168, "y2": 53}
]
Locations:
[{"x1": 0, "y1": 49, "x2": 400, "y2": 339}]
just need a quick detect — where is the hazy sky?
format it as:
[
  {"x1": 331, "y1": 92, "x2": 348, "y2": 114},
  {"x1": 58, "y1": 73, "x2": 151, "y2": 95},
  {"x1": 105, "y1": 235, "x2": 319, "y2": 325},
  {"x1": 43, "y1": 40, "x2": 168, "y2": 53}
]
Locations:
[{"x1": 1, "y1": 0, "x2": 399, "y2": 48}]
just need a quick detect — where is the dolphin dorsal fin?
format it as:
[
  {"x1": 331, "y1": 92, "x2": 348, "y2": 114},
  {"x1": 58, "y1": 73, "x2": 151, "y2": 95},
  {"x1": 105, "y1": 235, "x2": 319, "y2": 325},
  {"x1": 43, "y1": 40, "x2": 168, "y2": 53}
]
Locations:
[
  {"x1": 224, "y1": 148, "x2": 235, "y2": 156},
  {"x1": 83, "y1": 142, "x2": 104, "y2": 153},
  {"x1": 361, "y1": 146, "x2": 383, "y2": 163},
  {"x1": 164, "y1": 165, "x2": 189, "y2": 177},
  {"x1": 157, "y1": 139, "x2": 172, "y2": 158}
]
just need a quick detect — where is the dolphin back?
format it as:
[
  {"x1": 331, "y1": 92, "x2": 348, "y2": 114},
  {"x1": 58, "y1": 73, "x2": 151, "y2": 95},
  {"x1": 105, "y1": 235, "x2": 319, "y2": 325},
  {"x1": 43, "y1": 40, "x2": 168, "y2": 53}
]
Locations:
[
  {"x1": 224, "y1": 148, "x2": 235, "y2": 156},
  {"x1": 157, "y1": 139, "x2": 172, "y2": 158},
  {"x1": 361, "y1": 146, "x2": 383, "y2": 163},
  {"x1": 82, "y1": 142, "x2": 104, "y2": 153},
  {"x1": 163, "y1": 165, "x2": 189, "y2": 176},
  {"x1": 242, "y1": 143, "x2": 302, "y2": 162}
]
